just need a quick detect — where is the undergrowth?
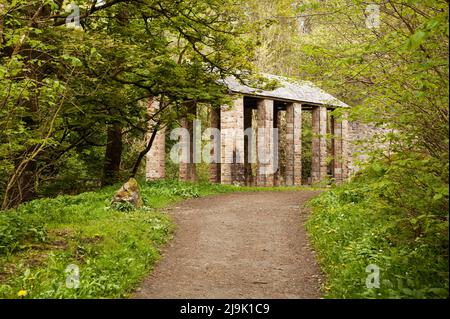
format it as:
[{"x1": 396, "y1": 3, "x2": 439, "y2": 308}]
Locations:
[
  {"x1": 307, "y1": 159, "x2": 449, "y2": 299},
  {"x1": 0, "y1": 179, "x2": 308, "y2": 298},
  {"x1": 0, "y1": 180, "x2": 237, "y2": 298}
]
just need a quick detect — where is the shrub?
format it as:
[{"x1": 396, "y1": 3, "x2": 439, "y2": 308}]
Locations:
[
  {"x1": 307, "y1": 158, "x2": 449, "y2": 299},
  {"x1": 0, "y1": 213, "x2": 46, "y2": 255}
]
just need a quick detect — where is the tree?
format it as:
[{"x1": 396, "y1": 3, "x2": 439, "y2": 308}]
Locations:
[{"x1": 0, "y1": 0, "x2": 259, "y2": 209}]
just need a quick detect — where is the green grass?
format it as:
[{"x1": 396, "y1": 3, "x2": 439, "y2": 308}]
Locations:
[
  {"x1": 0, "y1": 179, "x2": 311, "y2": 299},
  {"x1": 9, "y1": 172, "x2": 446, "y2": 300},
  {"x1": 306, "y1": 177, "x2": 449, "y2": 299}
]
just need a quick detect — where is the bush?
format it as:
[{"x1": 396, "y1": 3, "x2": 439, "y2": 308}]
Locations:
[
  {"x1": 110, "y1": 201, "x2": 137, "y2": 212},
  {"x1": 307, "y1": 157, "x2": 449, "y2": 299},
  {"x1": 0, "y1": 213, "x2": 46, "y2": 255},
  {"x1": 142, "y1": 179, "x2": 200, "y2": 199}
]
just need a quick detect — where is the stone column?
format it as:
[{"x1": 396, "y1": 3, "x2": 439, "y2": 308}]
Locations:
[
  {"x1": 285, "y1": 103, "x2": 302, "y2": 186},
  {"x1": 146, "y1": 98, "x2": 166, "y2": 181},
  {"x1": 220, "y1": 96, "x2": 244, "y2": 185},
  {"x1": 272, "y1": 107, "x2": 281, "y2": 186},
  {"x1": 209, "y1": 107, "x2": 221, "y2": 184},
  {"x1": 332, "y1": 114, "x2": 349, "y2": 183},
  {"x1": 256, "y1": 99, "x2": 275, "y2": 187},
  {"x1": 244, "y1": 105, "x2": 254, "y2": 186},
  {"x1": 311, "y1": 106, "x2": 328, "y2": 183},
  {"x1": 179, "y1": 103, "x2": 197, "y2": 182},
  {"x1": 234, "y1": 99, "x2": 245, "y2": 185}
]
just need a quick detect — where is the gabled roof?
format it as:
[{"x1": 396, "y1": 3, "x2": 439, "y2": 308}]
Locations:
[{"x1": 223, "y1": 74, "x2": 349, "y2": 108}]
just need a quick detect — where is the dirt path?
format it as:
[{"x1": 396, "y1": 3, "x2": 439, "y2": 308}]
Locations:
[{"x1": 134, "y1": 191, "x2": 323, "y2": 299}]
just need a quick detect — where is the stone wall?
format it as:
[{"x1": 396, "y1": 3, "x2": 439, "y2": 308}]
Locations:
[{"x1": 347, "y1": 121, "x2": 388, "y2": 176}]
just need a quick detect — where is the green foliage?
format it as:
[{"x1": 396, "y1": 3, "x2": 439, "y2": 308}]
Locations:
[
  {"x1": 250, "y1": 0, "x2": 450, "y2": 299},
  {"x1": 0, "y1": 179, "x2": 311, "y2": 298},
  {"x1": 307, "y1": 159, "x2": 449, "y2": 299},
  {"x1": 297, "y1": 0, "x2": 449, "y2": 158},
  {"x1": 1, "y1": 0, "x2": 448, "y2": 300},
  {"x1": 109, "y1": 201, "x2": 137, "y2": 213},
  {"x1": 0, "y1": 214, "x2": 46, "y2": 256},
  {"x1": 0, "y1": 0, "x2": 259, "y2": 208},
  {"x1": 0, "y1": 181, "x2": 175, "y2": 298}
]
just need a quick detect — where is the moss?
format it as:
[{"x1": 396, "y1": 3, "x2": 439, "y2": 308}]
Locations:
[{"x1": 112, "y1": 178, "x2": 143, "y2": 209}]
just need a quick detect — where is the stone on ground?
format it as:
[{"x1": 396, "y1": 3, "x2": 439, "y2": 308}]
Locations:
[{"x1": 112, "y1": 178, "x2": 143, "y2": 209}]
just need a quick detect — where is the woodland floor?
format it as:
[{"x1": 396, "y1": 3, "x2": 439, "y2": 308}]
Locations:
[{"x1": 133, "y1": 191, "x2": 323, "y2": 299}]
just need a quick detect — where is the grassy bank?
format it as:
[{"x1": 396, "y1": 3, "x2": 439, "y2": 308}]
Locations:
[
  {"x1": 0, "y1": 180, "x2": 228, "y2": 298},
  {"x1": 0, "y1": 180, "x2": 310, "y2": 298},
  {"x1": 306, "y1": 169, "x2": 449, "y2": 299}
]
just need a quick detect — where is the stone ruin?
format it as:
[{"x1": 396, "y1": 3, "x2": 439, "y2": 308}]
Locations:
[{"x1": 145, "y1": 74, "x2": 360, "y2": 186}]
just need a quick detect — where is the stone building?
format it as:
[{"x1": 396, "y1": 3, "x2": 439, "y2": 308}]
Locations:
[{"x1": 146, "y1": 74, "x2": 353, "y2": 186}]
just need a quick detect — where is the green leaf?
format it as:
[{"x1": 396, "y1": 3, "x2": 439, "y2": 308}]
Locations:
[{"x1": 407, "y1": 30, "x2": 428, "y2": 51}]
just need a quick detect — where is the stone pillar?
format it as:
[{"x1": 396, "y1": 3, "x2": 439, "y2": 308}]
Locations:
[
  {"x1": 179, "y1": 103, "x2": 197, "y2": 182},
  {"x1": 332, "y1": 114, "x2": 349, "y2": 183},
  {"x1": 285, "y1": 103, "x2": 302, "y2": 186},
  {"x1": 220, "y1": 96, "x2": 244, "y2": 185},
  {"x1": 209, "y1": 107, "x2": 221, "y2": 184},
  {"x1": 146, "y1": 98, "x2": 166, "y2": 181},
  {"x1": 311, "y1": 106, "x2": 328, "y2": 183},
  {"x1": 273, "y1": 108, "x2": 281, "y2": 186},
  {"x1": 274, "y1": 110, "x2": 286, "y2": 186},
  {"x1": 244, "y1": 105, "x2": 254, "y2": 186},
  {"x1": 233, "y1": 99, "x2": 245, "y2": 185},
  {"x1": 256, "y1": 99, "x2": 275, "y2": 187}
]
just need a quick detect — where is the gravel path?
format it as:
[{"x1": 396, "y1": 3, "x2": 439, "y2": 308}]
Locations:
[{"x1": 134, "y1": 191, "x2": 323, "y2": 299}]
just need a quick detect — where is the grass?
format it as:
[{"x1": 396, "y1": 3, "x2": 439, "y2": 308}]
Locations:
[
  {"x1": 306, "y1": 178, "x2": 449, "y2": 299},
  {"x1": 9, "y1": 171, "x2": 445, "y2": 300},
  {"x1": 0, "y1": 179, "x2": 311, "y2": 299},
  {"x1": 11, "y1": 172, "x2": 445, "y2": 300}
]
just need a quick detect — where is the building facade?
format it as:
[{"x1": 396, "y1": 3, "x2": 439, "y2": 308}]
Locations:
[{"x1": 146, "y1": 74, "x2": 352, "y2": 186}]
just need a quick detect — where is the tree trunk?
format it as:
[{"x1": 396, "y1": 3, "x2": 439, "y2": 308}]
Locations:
[
  {"x1": 1, "y1": 157, "x2": 37, "y2": 210},
  {"x1": 131, "y1": 126, "x2": 159, "y2": 178},
  {"x1": 102, "y1": 123, "x2": 123, "y2": 186}
]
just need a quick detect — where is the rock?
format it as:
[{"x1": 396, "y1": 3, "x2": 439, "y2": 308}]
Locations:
[{"x1": 112, "y1": 178, "x2": 143, "y2": 209}]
